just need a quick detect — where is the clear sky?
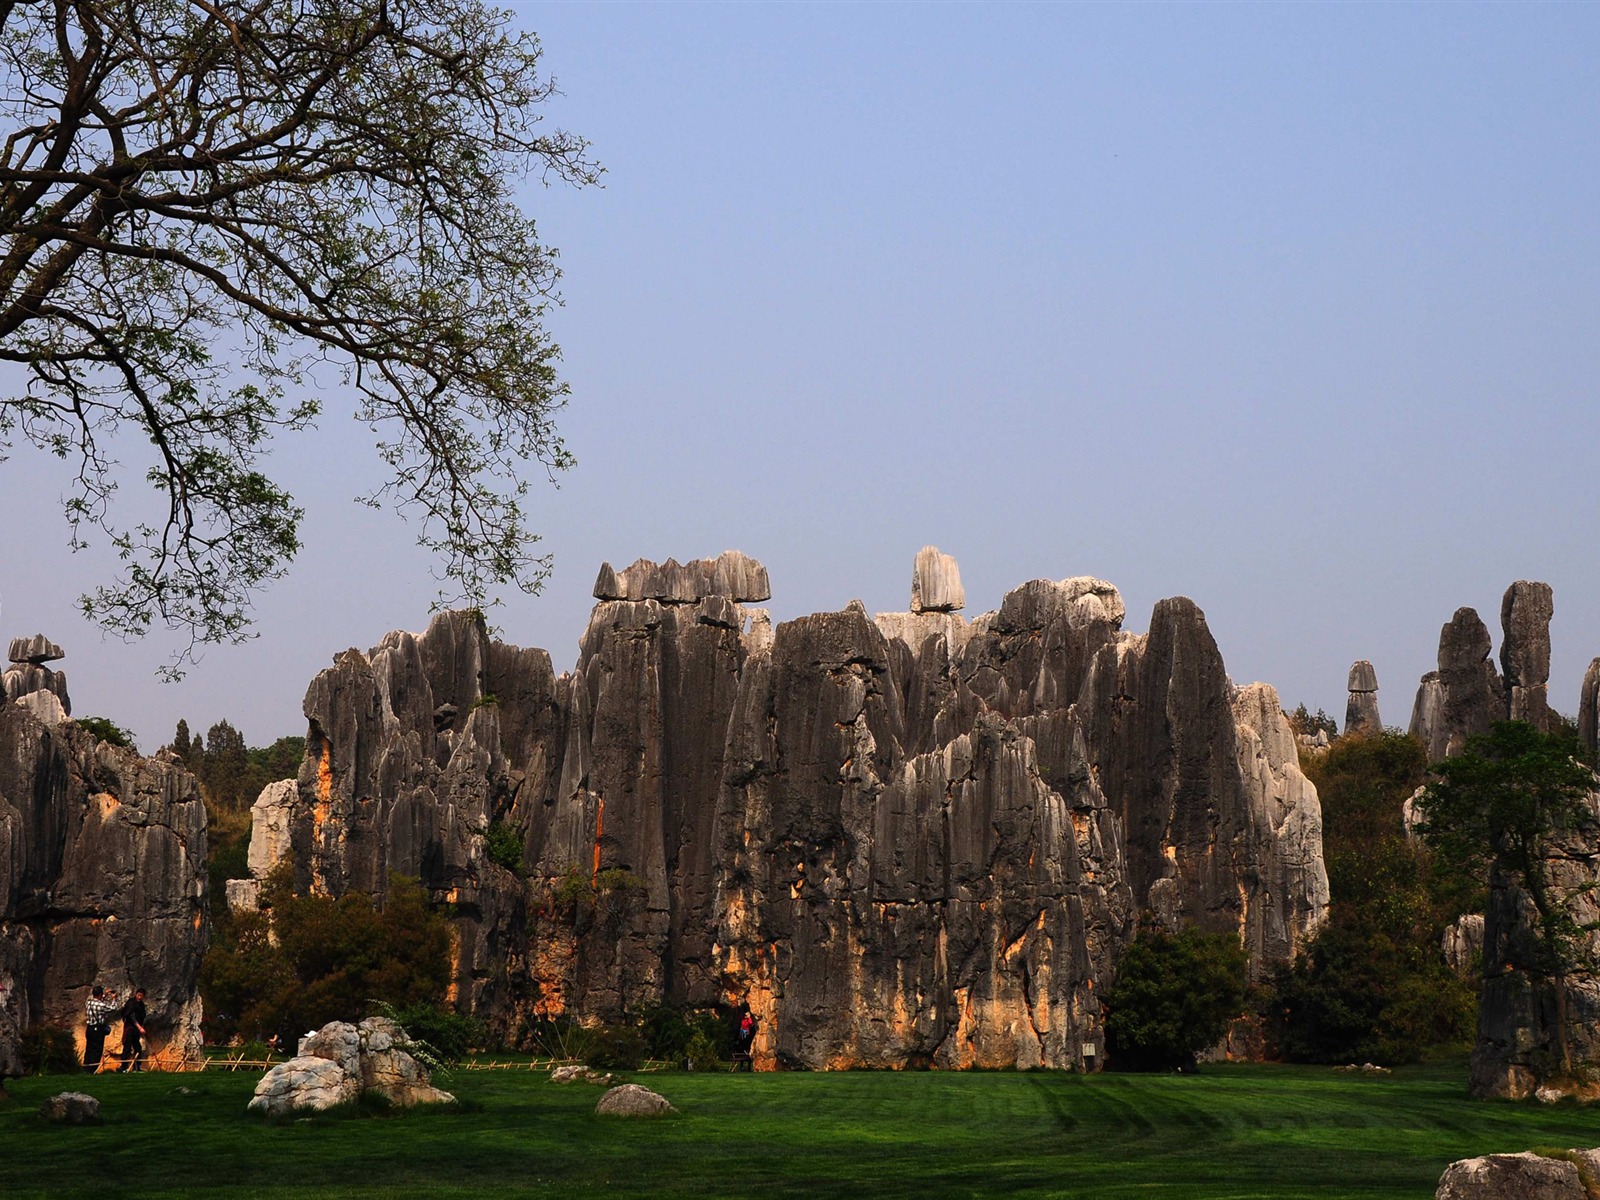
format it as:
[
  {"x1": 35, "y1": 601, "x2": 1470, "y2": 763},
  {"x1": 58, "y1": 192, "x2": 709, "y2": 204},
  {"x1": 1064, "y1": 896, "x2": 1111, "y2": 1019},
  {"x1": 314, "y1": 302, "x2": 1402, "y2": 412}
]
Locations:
[{"x1": 2, "y1": 2, "x2": 1598, "y2": 751}]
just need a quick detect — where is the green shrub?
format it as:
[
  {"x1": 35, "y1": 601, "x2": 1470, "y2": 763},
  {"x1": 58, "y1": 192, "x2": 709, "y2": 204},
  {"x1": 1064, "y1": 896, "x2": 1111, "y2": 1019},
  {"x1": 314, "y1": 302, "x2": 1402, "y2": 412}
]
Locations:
[
  {"x1": 383, "y1": 1002, "x2": 486, "y2": 1062},
  {"x1": 641, "y1": 1005, "x2": 737, "y2": 1067},
  {"x1": 75, "y1": 716, "x2": 136, "y2": 750},
  {"x1": 200, "y1": 869, "x2": 453, "y2": 1044},
  {"x1": 1105, "y1": 928, "x2": 1247, "y2": 1071},
  {"x1": 20, "y1": 1025, "x2": 80, "y2": 1075},
  {"x1": 586, "y1": 1024, "x2": 646, "y2": 1070},
  {"x1": 484, "y1": 821, "x2": 525, "y2": 875},
  {"x1": 683, "y1": 1028, "x2": 722, "y2": 1071},
  {"x1": 525, "y1": 1016, "x2": 599, "y2": 1063}
]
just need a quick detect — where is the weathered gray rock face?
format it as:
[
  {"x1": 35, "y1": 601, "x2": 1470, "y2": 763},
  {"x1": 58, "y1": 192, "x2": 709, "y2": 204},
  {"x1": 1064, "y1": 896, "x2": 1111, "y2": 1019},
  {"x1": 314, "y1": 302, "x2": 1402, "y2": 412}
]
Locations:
[
  {"x1": 1435, "y1": 1150, "x2": 1600, "y2": 1200},
  {"x1": 246, "y1": 780, "x2": 296, "y2": 880},
  {"x1": 1404, "y1": 583, "x2": 1600, "y2": 1100},
  {"x1": 1501, "y1": 581, "x2": 1556, "y2": 731},
  {"x1": 1470, "y1": 796, "x2": 1600, "y2": 1101},
  {"x1": 1410, "y1": 582, "x2": 1565, "y2": 760},
  {"x1": 288, "y1": 611, "x2": 556, "y2": 1037},
  {"x1": 1409, "y1": 608, "x2": 1505, "y2": 761},
  {"x1": 2, "y1": 658, "x2": 70, "y2": 716},
  {"x1": 1579, "y1": 658, "x2": 1600, "y2": 756},
  {"x1": 594, "y1": 551, "x2": 770, "y2": 604},
  {"x1": 1344, "y1": 660, "x2": 1380, "y2": 737},
  {"x1": 279, "y1": 553, "x2": 1327, "y2": 1070},
  {"x1": 0, "y1": 641, "x2": 208, "y2": 1075},
  {"x1": 910, "y1": 545, "x2": 965, "y2": 613},
  {"x1": 1443, "y1": 913, "x2": 1485, "y2": 978},
  {"x1": 225, "y1": 778, "x2": 298, "y2": 914},
  {"x1": 9, "y1": 636, "x2": 64, "y2": 665}
]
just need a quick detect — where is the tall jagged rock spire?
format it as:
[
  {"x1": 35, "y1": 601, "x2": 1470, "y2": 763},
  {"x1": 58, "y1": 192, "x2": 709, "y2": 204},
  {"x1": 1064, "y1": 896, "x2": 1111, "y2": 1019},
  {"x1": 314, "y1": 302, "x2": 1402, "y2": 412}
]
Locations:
[
  {"x1": 1500, "y1": 580, "x2": 1556, "y2": 731},
  {"x1": 1345, "y1": 660, "x2": 1380, "y2": 736}
]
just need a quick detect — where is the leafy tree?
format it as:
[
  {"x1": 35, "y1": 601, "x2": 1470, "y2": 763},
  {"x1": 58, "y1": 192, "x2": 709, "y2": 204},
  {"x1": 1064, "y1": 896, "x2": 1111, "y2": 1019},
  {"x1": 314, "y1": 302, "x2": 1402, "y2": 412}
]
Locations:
[
  {"x1": 201, "y1": 870, "x2": 452, "y2": 1044},
  {"x1": 1273, "y1": 731, "x2": 1476, "y2": 1064},
  {"x1": 1416, "y1": 722, "x2": 1599, "y2": 973},
  {"x1": 0, "y1": 0, "x2": 599, "y2": 671},
  {"x1": 201, "y1": 719, "x2": 251, "y2": 808},
  {"x1": 1104, "y1": 928, "x2": 1247, "y2": 1070},
  {"x1": 483, "y1": 820, "x2": 525, "y2": 875},
  {"x1": 1415, "y1": 722, "x2": 1600, "y2": 1073},
  {"x1": 172, "y1": 719, "x2": 194, "y2": 763},
  {"x1": 1288, "y1": 704, "x2": 1338, "y2": 740}
]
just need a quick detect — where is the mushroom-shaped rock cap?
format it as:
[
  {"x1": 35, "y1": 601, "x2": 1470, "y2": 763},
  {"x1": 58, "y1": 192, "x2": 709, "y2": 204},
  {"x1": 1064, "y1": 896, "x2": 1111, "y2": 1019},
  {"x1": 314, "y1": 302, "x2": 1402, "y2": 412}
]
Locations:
[
  {"x1": 9, "y1": 634, "x2": 63, "y2": 664},
  {"x1": 592, "y1": 551, "x2": 771, "y2": 604},
  {"x1": 1348, "y1": 660, "x2": 1378, "y2": 693},
  {"x1": 910, "y1": 546, "x2": 965, "y2": 613}
]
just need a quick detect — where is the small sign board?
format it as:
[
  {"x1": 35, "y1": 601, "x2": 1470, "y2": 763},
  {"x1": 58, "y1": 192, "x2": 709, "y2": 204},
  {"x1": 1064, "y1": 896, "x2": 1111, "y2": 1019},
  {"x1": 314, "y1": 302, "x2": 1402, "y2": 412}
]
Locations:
[{"x1": 1081, "y1": 1043, "x2": 1097, "y2": 1057}]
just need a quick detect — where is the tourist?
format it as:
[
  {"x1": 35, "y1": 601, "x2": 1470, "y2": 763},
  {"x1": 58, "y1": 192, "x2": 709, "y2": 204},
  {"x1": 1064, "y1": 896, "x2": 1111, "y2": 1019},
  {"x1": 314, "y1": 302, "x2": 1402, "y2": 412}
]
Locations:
[
  {"x1": 737, "y1": 1011, "x2": 755, "y2": 1069},
  {"x1": 119, "y1": 987, "x2": 148, "y2": 1072},
  {"x1": 83, "y1": 985, "x2": 117, "y2": 1073}
]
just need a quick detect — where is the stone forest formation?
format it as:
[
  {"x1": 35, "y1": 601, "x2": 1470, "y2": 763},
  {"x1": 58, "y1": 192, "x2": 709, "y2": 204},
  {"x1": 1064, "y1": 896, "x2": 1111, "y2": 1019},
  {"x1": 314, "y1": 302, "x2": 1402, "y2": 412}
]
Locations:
[{"x1": 3, "y1": 552, "x2": 1598, "y2": 1084}]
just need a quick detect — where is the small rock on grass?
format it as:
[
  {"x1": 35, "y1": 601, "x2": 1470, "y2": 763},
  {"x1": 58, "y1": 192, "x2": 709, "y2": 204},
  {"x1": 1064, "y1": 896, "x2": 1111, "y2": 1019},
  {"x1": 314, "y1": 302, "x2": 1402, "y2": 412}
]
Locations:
[
  {"x1": 595, "y1": 1083, "x2": 676, "y2": 1116},
  {"x1": 551, "y1": 1065, "x2": 613, "y2": 1085},
  {"x1": 40, "y1": 1092, "x2": 99, "y2": 1124}
]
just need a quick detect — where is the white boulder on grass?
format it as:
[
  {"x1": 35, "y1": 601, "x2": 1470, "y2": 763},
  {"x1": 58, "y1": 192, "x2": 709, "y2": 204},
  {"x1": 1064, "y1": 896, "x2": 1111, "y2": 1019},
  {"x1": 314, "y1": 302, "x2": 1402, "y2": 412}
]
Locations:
[{"x1": 247, "y1": 1018, "x2": 454, "y2": 1117}]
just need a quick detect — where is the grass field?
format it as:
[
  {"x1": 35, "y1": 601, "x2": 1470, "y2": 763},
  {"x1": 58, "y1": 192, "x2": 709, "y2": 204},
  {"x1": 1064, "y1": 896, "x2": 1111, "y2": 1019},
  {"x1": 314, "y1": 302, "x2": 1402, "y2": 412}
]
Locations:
[{"x1": 2, "y1": 1060, "x2": 1596, "y2": 1199}]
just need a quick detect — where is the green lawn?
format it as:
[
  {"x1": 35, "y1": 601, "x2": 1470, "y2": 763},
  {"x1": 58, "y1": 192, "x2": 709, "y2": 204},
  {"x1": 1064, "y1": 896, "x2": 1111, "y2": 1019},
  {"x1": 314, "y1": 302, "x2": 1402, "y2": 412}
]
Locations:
[{"x1": 1, "y1": 1061, "x2": 1595, "y2": 1199}]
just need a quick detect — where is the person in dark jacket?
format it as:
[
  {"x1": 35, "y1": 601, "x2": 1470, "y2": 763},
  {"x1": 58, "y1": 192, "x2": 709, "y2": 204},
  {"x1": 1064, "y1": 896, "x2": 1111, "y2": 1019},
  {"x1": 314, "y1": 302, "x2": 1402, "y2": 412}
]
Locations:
[
  {"x1": 118, "y1": 988, "x2": 148, "y2": 1072},
  {"x1": 83, "y1": 985, "x2": 117, "y2": 1073}
]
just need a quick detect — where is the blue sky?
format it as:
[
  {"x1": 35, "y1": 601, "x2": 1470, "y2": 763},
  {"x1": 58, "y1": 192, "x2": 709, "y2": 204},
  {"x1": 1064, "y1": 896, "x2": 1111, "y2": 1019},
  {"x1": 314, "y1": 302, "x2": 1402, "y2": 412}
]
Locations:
[{"x1": 3, "y1": 2, "x2": 1597, "y2": 749}]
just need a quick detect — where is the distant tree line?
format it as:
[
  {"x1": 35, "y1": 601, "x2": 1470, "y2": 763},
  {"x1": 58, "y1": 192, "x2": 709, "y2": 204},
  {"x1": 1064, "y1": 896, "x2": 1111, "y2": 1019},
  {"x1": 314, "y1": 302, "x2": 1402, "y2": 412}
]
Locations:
[{"x1": 171, "y1": 718, "x2": 305, "y2": 813}]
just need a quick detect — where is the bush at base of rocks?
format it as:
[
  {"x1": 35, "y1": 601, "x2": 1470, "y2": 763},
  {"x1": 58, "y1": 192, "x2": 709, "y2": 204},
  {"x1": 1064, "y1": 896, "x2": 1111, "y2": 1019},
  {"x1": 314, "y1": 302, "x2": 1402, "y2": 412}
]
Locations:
[{"x1": 19, "y1": 1025, "x2": 79, "y2": 1075}]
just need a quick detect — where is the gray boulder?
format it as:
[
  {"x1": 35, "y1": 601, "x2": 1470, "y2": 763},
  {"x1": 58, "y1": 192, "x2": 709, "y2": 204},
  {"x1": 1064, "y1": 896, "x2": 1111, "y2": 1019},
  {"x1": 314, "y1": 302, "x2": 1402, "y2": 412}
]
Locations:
[
  {"x1": 357, "y1": 1016, "x2": 455, "y2": 1107},
  {"x1": 248, "y1": 1018, "x2": 453, "y2": 1116},
  {"x1": 39, "y1": 1092, "x2": 99, "y2": 1124},
  {"x1": 1435, "y1": 1150, "x2": 1600, "y2": 1199},
  {"x1": 247, "y1": 1055, "x2": 356, "y2": 1116},
  {"x1": 595, "y1": 1083, "x2": 676, "y2": 1116}
]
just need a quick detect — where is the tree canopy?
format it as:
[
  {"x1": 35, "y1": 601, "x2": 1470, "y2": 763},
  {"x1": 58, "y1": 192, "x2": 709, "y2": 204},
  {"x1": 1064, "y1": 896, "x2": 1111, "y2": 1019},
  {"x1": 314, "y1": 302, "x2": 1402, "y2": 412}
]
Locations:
[
  {"x1": 1415, "y1": 721, "x2": 1599, "y2": 981},
  {"x1": 1104, "y1": 927, "x2": 1247, "y2": 1071},
  {"x1": 0, "y1": 0, "x2": 599, "y2": 671},
  {"x1": 1273, "y1": 730, "x2": 1476, "y2": 1065}
]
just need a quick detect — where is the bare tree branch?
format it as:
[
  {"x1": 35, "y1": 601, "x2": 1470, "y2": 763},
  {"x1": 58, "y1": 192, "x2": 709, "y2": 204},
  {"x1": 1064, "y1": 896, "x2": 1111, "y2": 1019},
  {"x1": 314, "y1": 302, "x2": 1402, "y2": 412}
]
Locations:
[{"x1": 0, "y1": 0, "x2": 599, "y2": 675}]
